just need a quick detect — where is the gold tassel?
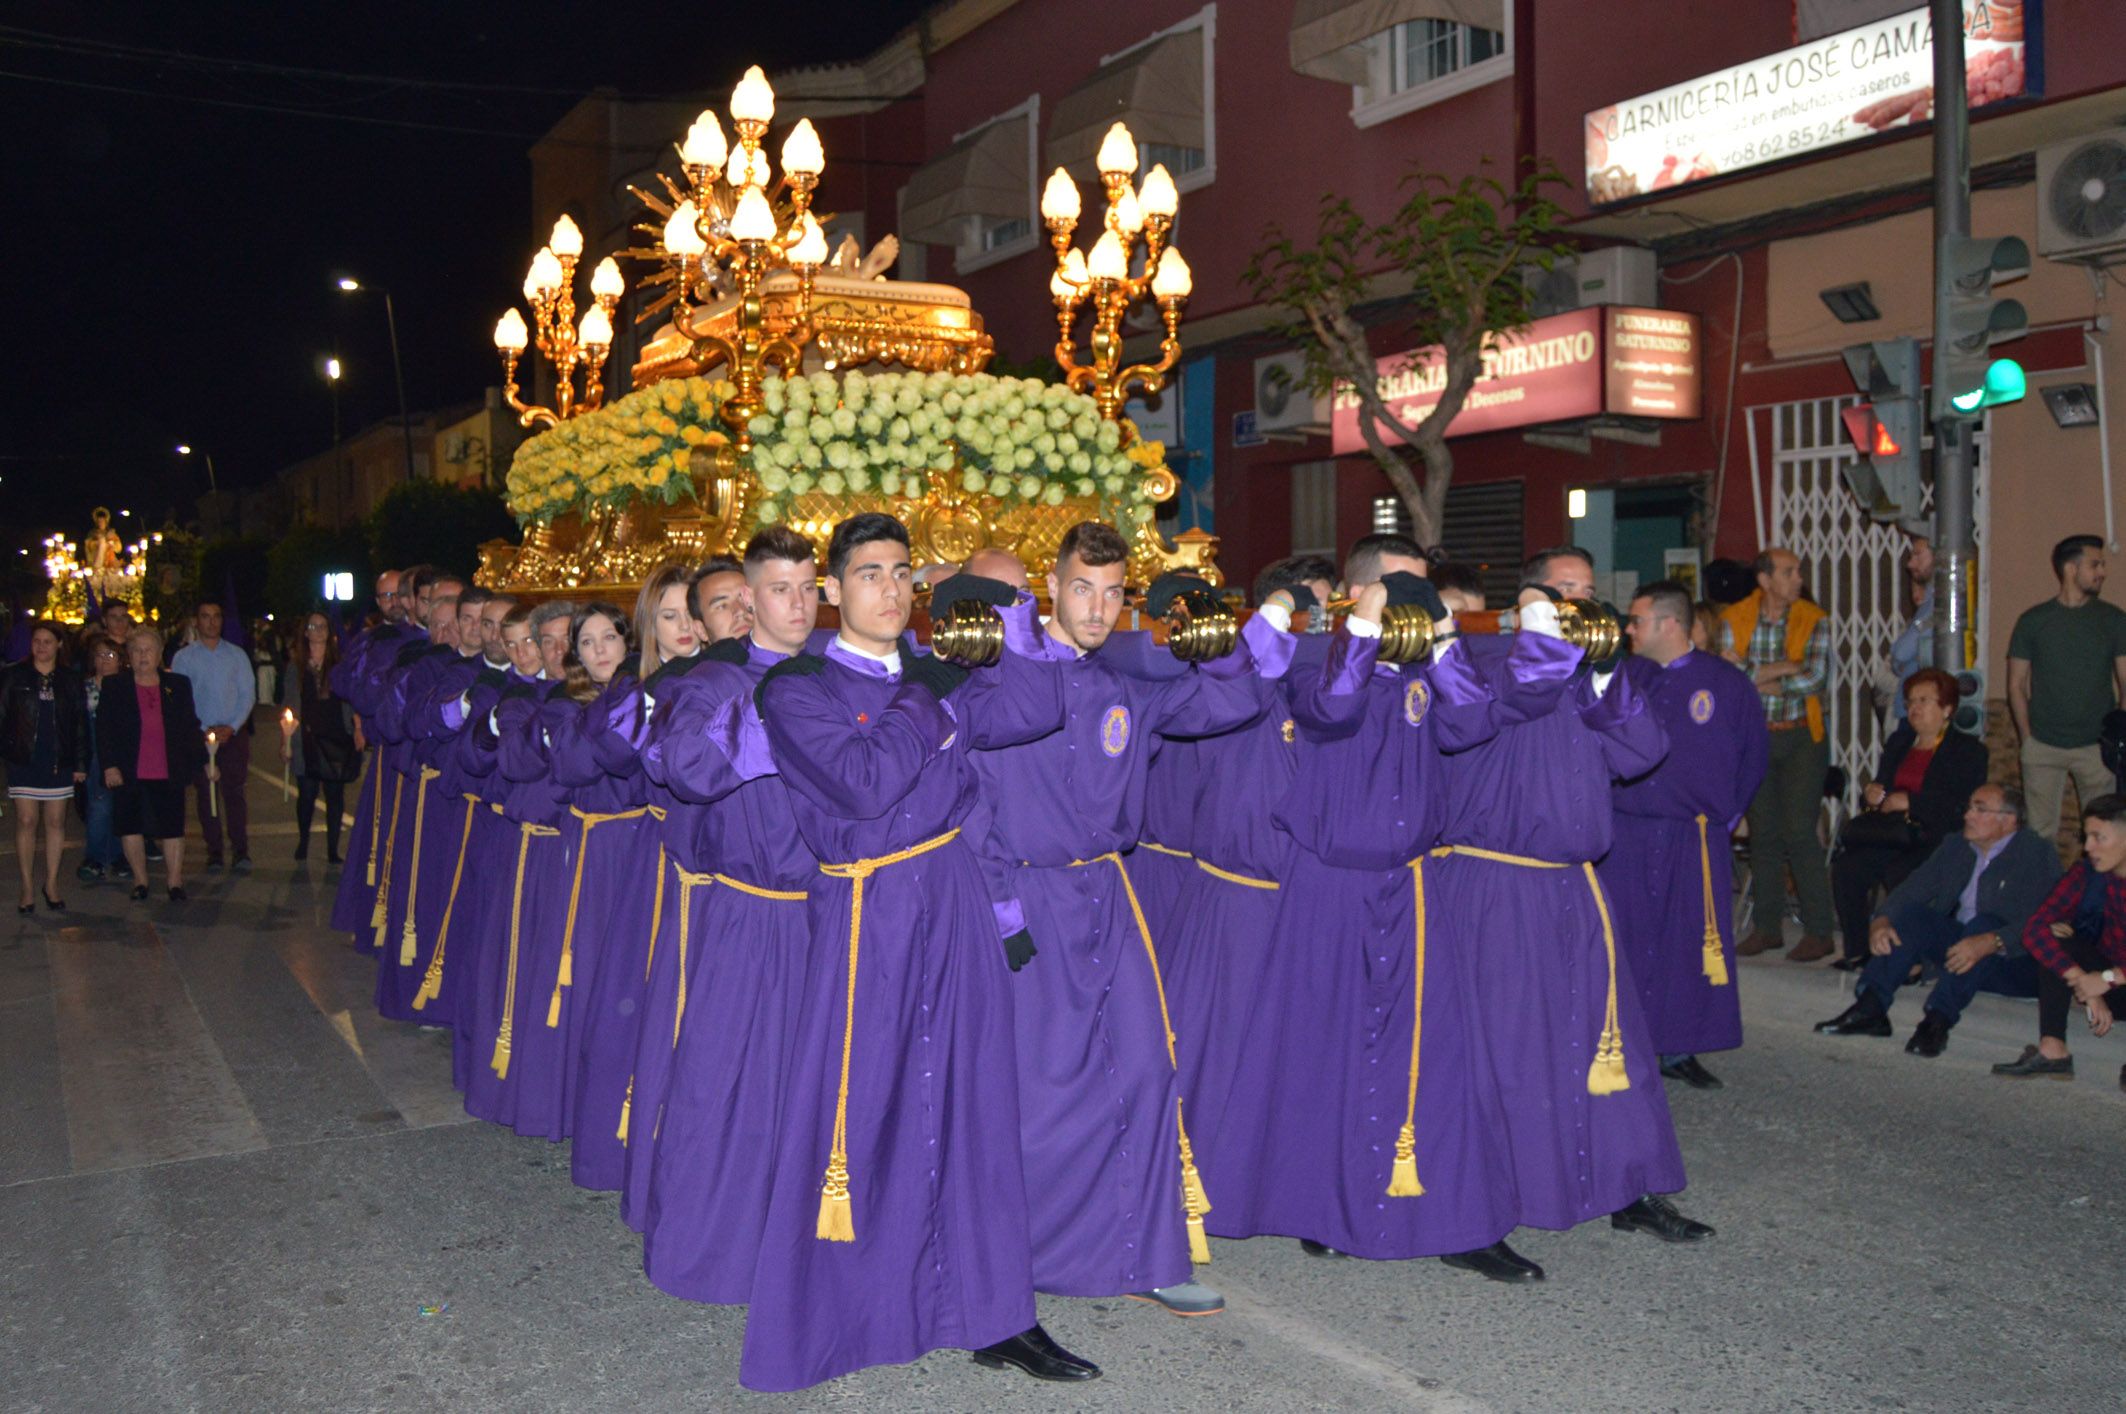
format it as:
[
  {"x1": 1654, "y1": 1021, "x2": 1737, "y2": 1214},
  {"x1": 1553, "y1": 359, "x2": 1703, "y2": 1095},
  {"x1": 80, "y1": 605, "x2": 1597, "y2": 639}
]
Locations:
[
  {"x1": 397, "y1": 768, "x2": 437, "y2": 966},
  {"x1": 544, "y1": 987, "x2": 563, "y2": 1029},
  {"x1": 616, "y1": 1081, "x2": 632, "y2": 1142},
  {"x1": 1186, "y1": 1211, "x2": 1211, "y2": 1265},
  {"x1": 491, "y1": 1024, "x2": 513, "y2": 1079},
  {"x1": 364, "y1": 759, "x2": 383, "y2": 886},
  {"x1": 1583, "y1": 863, "x2": 1632, "y2": 1095},
  {"x1": 492, "y1": 823, "x2": 535, "y2": 1081},
  {"x1": 1586, "y1": 1029, "x2": 1630, "y2": 1094},
  {"x1": 815, "y1": 1155, "x2": 855, "y2": 1242},
  {"x1": 1695, "y1": 815, "x2": 1731, "y2": 987},
  {"x1": 369, "y1": 774, "x2": 405, "y2": 945},
  {"x1": 1387, "y1": 1122, "x2": 1425, "y2": 1196},
  {"x1": 414, "y1": 797, "x2": 478, "y2": 1013}
]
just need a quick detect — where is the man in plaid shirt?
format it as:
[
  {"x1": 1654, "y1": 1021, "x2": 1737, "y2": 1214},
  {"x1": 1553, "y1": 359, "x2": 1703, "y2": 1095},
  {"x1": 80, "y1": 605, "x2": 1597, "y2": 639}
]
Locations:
[
  {"x1": 1722, "y1": 549, "x2": 1836, "y2": 962},
  {"x1": 1994, "y1": 793, "x2": 2126, "y2": 1089}
]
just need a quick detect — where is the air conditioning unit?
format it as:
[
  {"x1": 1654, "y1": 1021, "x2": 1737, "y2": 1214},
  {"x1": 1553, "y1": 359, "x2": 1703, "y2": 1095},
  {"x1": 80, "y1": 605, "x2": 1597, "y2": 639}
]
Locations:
[
  {"x1": 1524, "y1": 246, "x2": 1658, "y2": 316},
  {"x1": 1253, "y1": 352, "x2": 1328, "y2": 435},
  {"x1": 2037, "y1": 131, "x2": 2126, "y2": 262}
]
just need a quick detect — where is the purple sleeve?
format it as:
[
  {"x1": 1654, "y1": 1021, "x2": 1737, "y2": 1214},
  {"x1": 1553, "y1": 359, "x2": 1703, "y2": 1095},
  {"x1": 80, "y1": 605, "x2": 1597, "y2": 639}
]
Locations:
[
  {"x1": 645, "y1": 682, "x2": 775, "y2": 805},
  {"x1": 1581, "y1": 666, "x2": 1668, "y2": 780},
  {"x1": 760, "y1": 674, "x2": 955, "y2": 820},
  {"x1": 495, "y1": 696, "x2": 554, "y2": 783},
  {"x1": 1288, "y1": 627, "x2": 1375, "y2": 741},
  {"x1": 1425, "y1": 643, "x2": 1499, "y2": 753},
  {"x1": 1487, "y1": 631, "x2": 1583, "y2": 722},
  {"x1": 954, "y1": 646, "x2": 1065, "y2": 751}
]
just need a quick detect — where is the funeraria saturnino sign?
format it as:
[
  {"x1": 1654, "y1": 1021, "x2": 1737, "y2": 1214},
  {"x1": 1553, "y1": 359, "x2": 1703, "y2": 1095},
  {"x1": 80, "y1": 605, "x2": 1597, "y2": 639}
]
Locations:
[
  {"x1": 1328, "y1": 307, "x2": 1703, "y2": 454},
  {"x1": 1583, "y1": 1, "x2": 2035, "y2": 204}
]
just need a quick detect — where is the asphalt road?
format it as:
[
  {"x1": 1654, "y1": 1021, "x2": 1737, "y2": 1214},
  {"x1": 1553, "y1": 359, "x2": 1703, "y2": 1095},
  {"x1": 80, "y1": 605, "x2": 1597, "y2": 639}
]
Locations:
[{"x1": 3, "y1": 815, "x2": 2122, "y2": 1413}]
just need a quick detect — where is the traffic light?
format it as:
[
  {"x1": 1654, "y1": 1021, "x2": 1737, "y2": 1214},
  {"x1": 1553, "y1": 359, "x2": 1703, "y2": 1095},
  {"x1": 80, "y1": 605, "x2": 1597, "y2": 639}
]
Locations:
[
  {"x1": 1840, "y1": 337, "x2": 1923, "y2": 521},
  {"x1": 1951, "y1": 668, "x2": 1986, "y2": 737},
  {"x1": 1934, "y1": 234, "x2": 2030, "y2": 420}
]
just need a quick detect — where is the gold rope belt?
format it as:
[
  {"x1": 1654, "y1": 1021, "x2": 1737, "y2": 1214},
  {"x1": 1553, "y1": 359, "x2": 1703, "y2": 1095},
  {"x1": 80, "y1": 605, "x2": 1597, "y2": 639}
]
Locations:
[
  {"x1": 1695, "y1": 814, "x2": 1730, "y2": 987},
  {"x1": 368, "y1": 770, "x2": 407, "y2": 946},
  {"x1": 397, "y1": 767, "x2": 444, "y2": 965},
  {"x1": 1432, "y1": 845, "x2": 1630, "y2": 1096},
  {"x1": 363, "y1": 755, "x2": 385, "y2": 887},
  {"x1": 545, "y1": 806, "x2": 650, "y2": 1028},
  {"x1": 490, "y1": 818, "x2": 561, "y2": 1080},
  {"x1": 616, "y1": 843, "x2": 668, "y2": 1145},
  {"x1": 1387, "y1": 856, "x2": 1430, "y2": 1197},
  {"x1": 810, "y1": 828, "x2": 962, "y2": 1244},
  {"x1": 1194, "y1": 857, "x2": 1279, "y2": 891},
  {"x1": 1070, "y1": 850, "x2": 1214, "y2": 1265},
  {"x1": 412, "y1": 793, "x2": 480, "y2": 1012},
  {"x1": 1136, "y1": 840, "x2": 1194, "y2": 860}
]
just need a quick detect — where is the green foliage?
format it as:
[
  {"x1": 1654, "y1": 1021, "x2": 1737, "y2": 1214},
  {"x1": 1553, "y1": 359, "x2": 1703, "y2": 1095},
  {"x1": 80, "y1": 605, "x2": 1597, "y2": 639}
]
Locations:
[
  {"x1": 366, "y1": 480, "x2": 519, "y2": 583},
  {"x1": 1243, "y1": 162, "x2": 1574, "y2": 544},
  {"x1": 266, "y1": 524, "x2": 372, "y2": 623}
]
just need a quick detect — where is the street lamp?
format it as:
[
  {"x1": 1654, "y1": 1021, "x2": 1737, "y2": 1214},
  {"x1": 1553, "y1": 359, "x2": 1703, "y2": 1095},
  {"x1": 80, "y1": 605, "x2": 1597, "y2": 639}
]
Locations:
[
  {"x1": 322, "y1": 354, "x2": 344, "y2": 452},
  {"x1": 335, "y1": 276, "x2": 418, "y2": 483},
  {"x1": 175, "y1": 443, "x2": 219, "y2": 492}
]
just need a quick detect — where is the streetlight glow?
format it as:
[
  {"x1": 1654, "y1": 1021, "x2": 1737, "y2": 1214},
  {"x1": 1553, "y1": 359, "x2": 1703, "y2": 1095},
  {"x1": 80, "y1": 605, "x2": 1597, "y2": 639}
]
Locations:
[{"x1": 337, "y1": 277, "x2": 361, "y2": 292}]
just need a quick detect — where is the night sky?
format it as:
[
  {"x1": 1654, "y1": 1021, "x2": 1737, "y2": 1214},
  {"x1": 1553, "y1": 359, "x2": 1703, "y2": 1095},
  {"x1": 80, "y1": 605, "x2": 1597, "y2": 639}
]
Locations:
[{"x1": 1, "y1": 1, "x2": 929, "y2": 561}]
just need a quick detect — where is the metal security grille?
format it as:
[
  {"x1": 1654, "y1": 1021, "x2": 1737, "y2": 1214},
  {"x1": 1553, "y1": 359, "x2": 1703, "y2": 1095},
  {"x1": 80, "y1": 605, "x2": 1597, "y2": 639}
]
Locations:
[
  {"x1": 1766, "y1": 395, "x2": 1989, "y2": 806},
  {"x1": 1441, "y1": 478, "x2": 1526, "y2": 608},
  {"x1": 1290, "y1": 461, "x2": 1338, "y2": 556}
]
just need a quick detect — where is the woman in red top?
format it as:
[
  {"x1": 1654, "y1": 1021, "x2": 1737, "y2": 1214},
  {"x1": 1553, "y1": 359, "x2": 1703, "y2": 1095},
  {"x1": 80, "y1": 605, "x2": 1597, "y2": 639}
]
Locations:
[
  {"x1": 1830, "y1": 668, "x2": 1991, "y2": 970},
  {"x1": 95, "y1": 629, "x2": 207, "y2": 902}
]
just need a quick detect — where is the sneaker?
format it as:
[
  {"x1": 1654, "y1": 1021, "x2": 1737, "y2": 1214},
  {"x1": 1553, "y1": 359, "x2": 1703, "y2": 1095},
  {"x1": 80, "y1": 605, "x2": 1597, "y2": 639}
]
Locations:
[
  {"x1": 76, "y1": 863, "x2": 105, "y2": 884},
  {"x1": 1127, "y1": 1282, "x2": 1225, "y2": 1317},
  {"x1": 231, "y1": 855, "x2": 252, "y2": 873},
  {"x1": 111, "y1": 862, "x2": 133, "y2": 881},
  {"x1": 1991, "y1": 1045, "x2": 2073, "y2": 1080},
  {"x1": 204, "y1": 856, "x2": 224, "y2": 875}
]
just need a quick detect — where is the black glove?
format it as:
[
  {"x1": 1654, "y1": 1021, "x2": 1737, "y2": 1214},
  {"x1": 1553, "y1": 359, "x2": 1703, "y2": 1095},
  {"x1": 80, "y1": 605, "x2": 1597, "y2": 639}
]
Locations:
[
  {"x1": 1380, "y1": 571, "x2": 1448, "y2": 621},
  {"x1": 473, "y1": 665, "x2": 508, "y2": 692},
  {"x1": 1279, "y1": 583, "x2": 1320, "y2": 617},
  {"x1": 752, "y1": 652, "x2": 828, "y2": 715},
  {"x1": 901, "y1": 652, "x2": 969, "y2": 702},
  {"x1": 930, "y1": 573, "x2": 1018, "y2": 616},
  {"x1": 497, "y1": 678, "x2": 542, "y2": 704},
  {"x1": 1002, "y1": 928, "x2": 1037, "y2": 972},
  {"x1": 614, "y1": 652, "x2": 641, "y2": 682},
  {"x1": 1522, "y1": 582, "x2": 1563, "y2": 603},
  {"x1": 1145, "y1": 572, "x2": 1215, "y2": 618},
  {"x1": 703, "y1": 637, "x2": 751, "y2": 666}
]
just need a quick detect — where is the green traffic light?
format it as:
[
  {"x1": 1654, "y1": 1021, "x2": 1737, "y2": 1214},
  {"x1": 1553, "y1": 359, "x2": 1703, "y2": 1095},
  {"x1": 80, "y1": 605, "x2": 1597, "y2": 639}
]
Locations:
[{"x1": 1948, "y1": 357, "x2": 2027, "y2": 413}]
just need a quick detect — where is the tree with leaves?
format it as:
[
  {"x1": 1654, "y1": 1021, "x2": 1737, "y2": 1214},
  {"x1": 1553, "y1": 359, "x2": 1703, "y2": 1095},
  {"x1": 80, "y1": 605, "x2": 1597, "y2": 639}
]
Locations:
[
  {"x1": 365, "y1": 479, "x2": 518, "y2": 585},
  {"x1": 1244, "y1": 164, "x2": 1574, "y2": 548}
]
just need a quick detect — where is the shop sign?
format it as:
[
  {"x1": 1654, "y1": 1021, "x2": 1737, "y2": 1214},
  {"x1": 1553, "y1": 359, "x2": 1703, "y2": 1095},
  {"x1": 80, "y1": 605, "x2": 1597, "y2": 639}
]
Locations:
[
  {"x1": 1584, "y1": 2, "x2": 2034, "y2": 204},
  {"x1": 1330, "y1": 307, "x2": 1701, "y2": 453}
]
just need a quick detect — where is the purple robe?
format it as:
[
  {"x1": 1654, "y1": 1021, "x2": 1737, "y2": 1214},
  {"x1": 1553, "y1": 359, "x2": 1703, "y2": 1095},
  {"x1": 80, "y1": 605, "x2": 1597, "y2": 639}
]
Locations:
[
  {"x1": 640, "y1": 639, "x2": 817, "y2": 1303},
  {"x1": 1430, "y1": 633, "x2": 1687, "y2": 1231},
  {"x1": 1156, "y1": 633, "x2": 1326, "y2": 1174},
  {"x1": 374, "y1": 649, "x2": 481, "y2": 1022},
  {"x1": 328, "y1": 622, "x2": 413, "y2": 935},
  {"x1": 545, "y1": 671, "x2": 657, "y2": 1190},
  {"x1": 968, "y1": 615, "x2": 1290, "y2": 1297},
  {"x1": 738, "y1": 629, "x2": 1063, "y2": 1393},
  {"x1": 1212, "y1": 630, "x2": 1512, "y2": 1258},
  {"x1": 353, "y1": 633, "x2": 446, "y2": 957},
  {"x1": 1599, "y1": 651, "x2": 1769, "y2": 1056}
]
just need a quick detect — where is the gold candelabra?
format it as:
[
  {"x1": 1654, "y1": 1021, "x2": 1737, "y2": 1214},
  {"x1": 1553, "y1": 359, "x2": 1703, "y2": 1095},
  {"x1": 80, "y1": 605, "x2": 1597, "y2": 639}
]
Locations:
[
  {"x1": 1040, "y1": 121, "x2": 1194, "y2": 424},
  {"x1": 628, "y1": 65, "x2": 830, "y2": 455},
  {"x1": 493, "y1": 214, "x2": 625, "y2": 429}
]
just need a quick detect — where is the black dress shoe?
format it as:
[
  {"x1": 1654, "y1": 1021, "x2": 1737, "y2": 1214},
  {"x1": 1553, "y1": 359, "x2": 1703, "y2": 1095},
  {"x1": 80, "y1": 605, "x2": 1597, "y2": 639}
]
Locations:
[
  {"x1": 1659, "y1": 1056, "x2": 1724, "y2": 1090},
  {"x1": 1905, "y1": 1013, "x2": 1952, "y2": 1058},
  {"x1": 41, "y1": 888, "x2": 65, "y2": 912},
  {"x1": 1299, "y1": 1238, "x2": 1350, "y2": 1258},
  {"x1": 1441, "y1": 1241, "x2": 1544, "y2": 1283},
  {"x1": 1829, "y1": 956, "x2": 1866, "y2": 973},
  {"x1": 1813, "y1": 999, "x2": 1891, "y2": 1036},
  {"x1": 971, "y1": 1325, "x2": 1100, "y2": 1382},
  {"x1": 1611, "y1": 1195, "x2": 1714, "y2": 1242},
  {"x1": 167, "y1": 886, "x2": 187, "y2": 902}
]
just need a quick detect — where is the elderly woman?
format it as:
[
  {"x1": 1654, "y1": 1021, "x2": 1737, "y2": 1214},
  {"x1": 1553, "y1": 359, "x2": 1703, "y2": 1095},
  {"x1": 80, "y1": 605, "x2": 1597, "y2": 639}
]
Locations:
[
  {"x1": 1830, "y1": 667, "x2": 1990, "y2": 971},
  {"x1": 2, "y1": 620, "x2": 89, "y2": 911},
  {"x1": 96, "y1": 628, "x2": 208, "y2": 902}
]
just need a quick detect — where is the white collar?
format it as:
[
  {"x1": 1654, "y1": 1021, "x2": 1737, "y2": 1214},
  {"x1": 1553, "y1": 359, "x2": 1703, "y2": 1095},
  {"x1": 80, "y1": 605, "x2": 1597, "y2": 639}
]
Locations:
[{"x1": 835, "y1": 633, "x2": 903, "y2": 673}]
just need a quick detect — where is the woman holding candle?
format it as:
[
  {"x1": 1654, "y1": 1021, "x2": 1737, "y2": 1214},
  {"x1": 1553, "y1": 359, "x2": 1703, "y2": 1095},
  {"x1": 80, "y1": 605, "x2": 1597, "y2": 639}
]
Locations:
[{"x1": 280, "y1": 611, "x2": 359, "y2": 863}]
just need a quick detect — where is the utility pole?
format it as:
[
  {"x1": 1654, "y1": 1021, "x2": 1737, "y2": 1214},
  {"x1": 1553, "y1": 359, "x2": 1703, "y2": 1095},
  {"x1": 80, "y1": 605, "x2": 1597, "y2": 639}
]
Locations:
[{"x1": 1930, "y1": 0, "x2": 1973, "y2": 676}]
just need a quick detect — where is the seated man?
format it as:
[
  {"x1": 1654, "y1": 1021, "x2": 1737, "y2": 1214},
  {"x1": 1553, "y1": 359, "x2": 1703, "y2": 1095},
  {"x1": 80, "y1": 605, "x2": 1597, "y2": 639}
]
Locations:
[
  {"x1": 1993, "y1": 793, "x2": 2126, "y2": 1088},
  {"x1": 1816, "y1": 784, "x2": 2060, "y2": 1056}
]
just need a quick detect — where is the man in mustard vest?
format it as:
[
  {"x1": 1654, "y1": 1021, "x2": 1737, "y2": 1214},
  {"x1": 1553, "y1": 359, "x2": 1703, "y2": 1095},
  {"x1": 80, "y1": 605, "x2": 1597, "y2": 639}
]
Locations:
[{"x1": 1723, "y1": 549, "x2": 1837, "y2": 962}]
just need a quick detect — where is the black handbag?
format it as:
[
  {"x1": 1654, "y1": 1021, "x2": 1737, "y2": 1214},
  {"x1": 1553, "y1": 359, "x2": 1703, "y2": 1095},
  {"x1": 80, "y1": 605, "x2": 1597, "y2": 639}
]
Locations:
[{"x1": 1839, "y1": 810, "x2": 1920, "y2": 851}]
